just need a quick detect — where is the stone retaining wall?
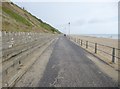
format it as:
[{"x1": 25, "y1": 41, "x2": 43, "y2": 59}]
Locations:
[{"x1": 1, "y1": 31, "x2": 57, "y2": 87}]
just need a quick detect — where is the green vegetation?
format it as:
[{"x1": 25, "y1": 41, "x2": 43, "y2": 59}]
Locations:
[
  {"x1": 2, "y1": 7, "x2": 32, "y2": 26},
  {"x1": 2, "y1": 2, "x2": 61, "y2": 34},
  {"x1": 40, "y1": 22, "x2": 61, "y2": 33},
  {"x1": 0, "y1": 6, "x2": 2, "y2": 10}
]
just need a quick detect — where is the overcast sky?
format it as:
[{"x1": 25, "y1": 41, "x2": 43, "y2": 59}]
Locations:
[{"x1": 11, "y1": 0, "x2": 118, "y2": 34}]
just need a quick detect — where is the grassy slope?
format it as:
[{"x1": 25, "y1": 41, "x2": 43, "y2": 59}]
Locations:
[
  {"x1": 2, "y1": 2, "x2": 61, "y2": 34},
  {"x1": 2, "y1": 7, "x2": 32, "y2": 26}
]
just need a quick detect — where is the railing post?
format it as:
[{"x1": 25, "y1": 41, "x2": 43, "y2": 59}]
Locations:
[
  {"x1": 76, "y1": 37, "x2": 77, "y2": 42},
  {"x1": 79, "y1": 39, "x2": 80, "y2": 44},
  {"x1": 77, "y1": 38, "x2": 79, "y2": 43},
  {"x1": 86, "y1": 41, "x2": 88, "y2": 49},
  {"x1": 81, "y1": 40, "x2": 83, "y2": 46},
  {"x1": 95, "y1": 43, "x2": 97, "y2": 53},
  {"x1": 112, "y1": 48, "x2": 115, "y2": 63}
]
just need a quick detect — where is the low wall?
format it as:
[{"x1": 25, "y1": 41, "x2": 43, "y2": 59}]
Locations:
[{"x1": 1, "y1": 31, "x2": 58, "y2": 87}]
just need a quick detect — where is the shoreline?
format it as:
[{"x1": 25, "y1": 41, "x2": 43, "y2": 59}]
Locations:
[
  {"x1": 78, "y1": 34, "x2": 118, "y2": 40},
  {"x1": 83, "y1": 35, "x2": 118, "y2": 40},
  {"x1": 72, "y1": 35, "x2": 118, "y2": 48},
  {"x1": 70, "y1": 34, "x2": 118, "y2": 40}
]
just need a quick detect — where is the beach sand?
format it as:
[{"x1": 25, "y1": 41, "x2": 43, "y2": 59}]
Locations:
[
  {"x1": 73, "y1": 35, "x2": 118, "y2": 47},
  {"x1": 70, "y1": 35, "x2": 119, "y2": 70}
]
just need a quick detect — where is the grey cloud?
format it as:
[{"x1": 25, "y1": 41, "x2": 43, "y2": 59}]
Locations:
[
  {"x1": 88, "y1": 17, "x2": 117, "y2": 24},
  {"x1": 88, "y1": 19, "x2": 104, "y2": 24},
  {"x1": 72, "y1": 19, "x2": 86, "y2": 26},
  {"x1": 67, "y1": 16, "x2": 117, "y2": 27}
]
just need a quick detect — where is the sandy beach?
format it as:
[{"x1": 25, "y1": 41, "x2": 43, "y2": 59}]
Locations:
[
  {"x1": 73, "y1": 35, "x2": 118, "y2": 48},
  {"x1": 70, "y1": 35, "x2": 119, "y2": 69}
]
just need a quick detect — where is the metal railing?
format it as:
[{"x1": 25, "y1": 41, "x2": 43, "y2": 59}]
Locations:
[{"x1": 70, "y1": 37, "x2": 120, "y2": 63}]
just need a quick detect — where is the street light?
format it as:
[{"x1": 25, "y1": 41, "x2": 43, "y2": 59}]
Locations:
[{"x1": 68, "y1": 22, "x2": 70, "y2": 35}]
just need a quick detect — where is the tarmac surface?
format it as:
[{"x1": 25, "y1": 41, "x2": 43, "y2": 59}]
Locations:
[{"x1": 38, "y1": 36, "x2": 118, "y2": 87}]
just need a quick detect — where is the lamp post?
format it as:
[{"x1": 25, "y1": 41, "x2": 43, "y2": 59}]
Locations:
[{"x1": 68, "y1": 22, "x2": 70, "y2": 35}]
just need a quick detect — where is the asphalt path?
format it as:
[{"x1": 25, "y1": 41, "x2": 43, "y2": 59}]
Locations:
[{"x1": 38, "y1": 36, "x2": 118, "y2": 87}]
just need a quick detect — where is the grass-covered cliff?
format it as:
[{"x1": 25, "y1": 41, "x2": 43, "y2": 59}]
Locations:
[{"x1": 2, "y1": 2, "x2": 61, "y2": 34}]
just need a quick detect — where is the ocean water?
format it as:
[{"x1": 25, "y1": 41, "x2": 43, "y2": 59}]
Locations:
[{"x1": 82, "y1": 34, "x2": 118, "y2": 39}]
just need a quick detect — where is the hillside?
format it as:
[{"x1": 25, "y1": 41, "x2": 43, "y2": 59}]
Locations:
[{"x1": 2, "y1": 2, "x2": 61, "y2": 34}]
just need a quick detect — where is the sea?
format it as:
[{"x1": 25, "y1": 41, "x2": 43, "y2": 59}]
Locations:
[{"x1": 81, "y1": 34, "x2": 118, "y2": 39}]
